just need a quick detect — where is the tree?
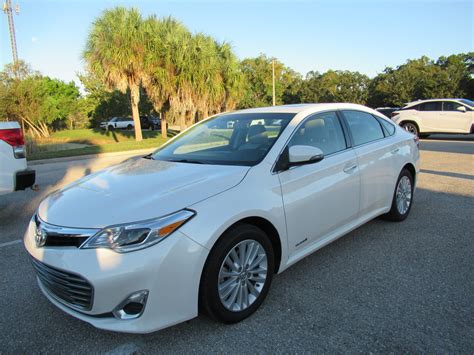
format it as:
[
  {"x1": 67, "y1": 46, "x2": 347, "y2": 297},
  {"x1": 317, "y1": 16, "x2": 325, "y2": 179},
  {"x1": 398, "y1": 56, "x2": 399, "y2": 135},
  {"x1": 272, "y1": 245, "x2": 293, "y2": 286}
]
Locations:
[
  {"x1": 301, "y1": 70, "x2": 369, "y2": 104},
  {"x1": 0, "y1": 61, "x2": 81, "y2": 137},
  {"x1": 239, "y1": 54, "x2": 302, "y2": 108},
  {"x1": 84, "y1": 7, "x2": 146, "y2": 141},
  {"x1": 367, "y1": 53, "x2": 474, "y2": 107},
  {"x1": 142, "y1": 16, "x2": 245, "y2": 136}
]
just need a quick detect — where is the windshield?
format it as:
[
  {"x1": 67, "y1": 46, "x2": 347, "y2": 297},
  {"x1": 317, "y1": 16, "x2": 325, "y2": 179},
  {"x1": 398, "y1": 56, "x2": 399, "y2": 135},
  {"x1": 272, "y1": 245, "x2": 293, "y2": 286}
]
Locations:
[
  {"x1": 459, "y1": 99, "x2": 474, "y2": 108},
  {"x1": 151, "y1": 112, "x2": 295, "y2": 166}
]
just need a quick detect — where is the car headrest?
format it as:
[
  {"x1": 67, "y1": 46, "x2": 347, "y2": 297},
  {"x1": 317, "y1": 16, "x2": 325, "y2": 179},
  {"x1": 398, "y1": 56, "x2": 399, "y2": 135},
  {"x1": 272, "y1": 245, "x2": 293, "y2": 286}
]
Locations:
[{"x1": 247, "y1": 124, "x2": 268, "y2": 144}]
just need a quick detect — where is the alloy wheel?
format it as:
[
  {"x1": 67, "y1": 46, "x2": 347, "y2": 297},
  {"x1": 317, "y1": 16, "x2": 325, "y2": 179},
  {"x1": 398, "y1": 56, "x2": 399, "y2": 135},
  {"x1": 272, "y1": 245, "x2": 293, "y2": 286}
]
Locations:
[
  {"x1": 403, "y1": 123, "x2": 418, "y2": 135},
  {"x1": 396, "y1": 175, "x2": 412, "y2": 215},
  {"x1": 217, "y1": 239, "x2": 268, "y2": 312}
]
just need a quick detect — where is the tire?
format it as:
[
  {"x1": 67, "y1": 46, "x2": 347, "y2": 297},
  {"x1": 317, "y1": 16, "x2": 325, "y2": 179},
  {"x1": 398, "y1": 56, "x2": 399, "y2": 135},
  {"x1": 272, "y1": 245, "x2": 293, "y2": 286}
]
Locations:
[
  {"x1": 108, "y1": 125, "x2": 114, "y2": 131},
  {"x1": 401, "y1": 122, "x2": 419, "y2": 136},
  {"x1": 199, "y1": 223, "x2": 274, "y2": 324},
  {"x1": 127, "y1": 124, "x2": 133, "y2": 130},
  {"x1": 383, "y1": 169, "x2": 414, "y2": 222}
]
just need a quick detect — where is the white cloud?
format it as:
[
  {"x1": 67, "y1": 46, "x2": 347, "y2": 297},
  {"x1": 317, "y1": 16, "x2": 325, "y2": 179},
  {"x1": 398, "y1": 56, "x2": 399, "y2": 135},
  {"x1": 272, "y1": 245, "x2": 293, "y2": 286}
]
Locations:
[{"x1": 31, "y1": 37, "x2": 38, "y2": 43}]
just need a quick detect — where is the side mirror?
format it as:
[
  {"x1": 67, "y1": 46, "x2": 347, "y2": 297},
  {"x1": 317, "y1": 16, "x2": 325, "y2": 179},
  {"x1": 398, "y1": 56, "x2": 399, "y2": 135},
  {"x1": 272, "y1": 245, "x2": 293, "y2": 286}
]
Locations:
[
  {"x1": 456, "y1": 106, "x2": 467, "y2": 113},
  {"x1": 289, "y1": 145, "x2": 324, "y2": 166}
]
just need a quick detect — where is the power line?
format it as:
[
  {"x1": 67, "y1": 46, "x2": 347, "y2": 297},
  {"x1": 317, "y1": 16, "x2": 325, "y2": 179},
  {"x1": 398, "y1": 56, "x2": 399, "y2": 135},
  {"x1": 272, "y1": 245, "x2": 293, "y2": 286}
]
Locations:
[{"x1": 3, "y1": 0, "x2": 20, "y2": 64}]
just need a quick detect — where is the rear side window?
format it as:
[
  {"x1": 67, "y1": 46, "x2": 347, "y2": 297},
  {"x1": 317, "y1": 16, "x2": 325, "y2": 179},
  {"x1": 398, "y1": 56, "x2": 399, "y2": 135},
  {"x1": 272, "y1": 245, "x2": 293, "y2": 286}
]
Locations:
[
  {"x1": 419, "y1": 102, "x2": 442, "y2": 111},
  {"x1": 289, "y1": 111, "x2": 347, "y2": 156},
  {"x1": 342, "y1": 110, "x2": 385, "y2": 146},
  {"x1": 376, "y1": 117, "x2": 396, "y2": 136}
]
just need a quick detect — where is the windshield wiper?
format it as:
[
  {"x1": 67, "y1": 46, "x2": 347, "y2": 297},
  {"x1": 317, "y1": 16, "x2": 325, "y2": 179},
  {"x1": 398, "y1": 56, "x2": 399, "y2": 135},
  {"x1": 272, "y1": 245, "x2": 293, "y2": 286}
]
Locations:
[
  {"x1": 168, "y1": 159, "x2": 204, "y2": 164},
  {"x1": 143, "y1": 154, "x2": 154, "y2": 160}
]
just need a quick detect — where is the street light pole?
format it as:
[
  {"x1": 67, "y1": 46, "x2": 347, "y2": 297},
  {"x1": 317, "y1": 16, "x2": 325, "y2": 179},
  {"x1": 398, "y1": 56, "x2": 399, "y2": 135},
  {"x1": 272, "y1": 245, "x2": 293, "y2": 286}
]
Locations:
[
  {"x1": 272, "y1": 59, "x2": 276, "y2": 106},
  {"x1": 3, "y1": 0, "x2": 19, "y2": 65}
]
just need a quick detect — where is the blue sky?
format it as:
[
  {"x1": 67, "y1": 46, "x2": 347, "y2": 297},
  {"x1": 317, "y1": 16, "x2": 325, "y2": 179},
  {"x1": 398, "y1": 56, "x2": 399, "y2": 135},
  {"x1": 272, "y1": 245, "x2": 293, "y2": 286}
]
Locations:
[{"x1": 1, "y1": 0, "x2": 473, "y2": 86}]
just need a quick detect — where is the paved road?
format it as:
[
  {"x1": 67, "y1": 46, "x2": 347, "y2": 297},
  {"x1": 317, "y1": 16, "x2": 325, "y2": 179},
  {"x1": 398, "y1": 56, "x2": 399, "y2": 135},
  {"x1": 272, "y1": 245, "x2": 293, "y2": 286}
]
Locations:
[{"x1": 0, "y1": 136, "x2": 473, "y2": 353}]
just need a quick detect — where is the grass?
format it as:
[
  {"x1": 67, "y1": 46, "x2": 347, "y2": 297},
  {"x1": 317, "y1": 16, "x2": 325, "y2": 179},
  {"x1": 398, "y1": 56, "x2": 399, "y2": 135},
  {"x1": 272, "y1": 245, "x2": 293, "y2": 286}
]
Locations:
[{"x1": 27, "y1": 128, "x2": 173, "y2": 161}]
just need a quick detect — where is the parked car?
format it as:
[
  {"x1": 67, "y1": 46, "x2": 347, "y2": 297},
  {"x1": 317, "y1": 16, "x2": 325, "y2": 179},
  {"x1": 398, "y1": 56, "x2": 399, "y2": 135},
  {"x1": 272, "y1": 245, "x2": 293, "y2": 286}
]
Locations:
[
  {"x1": 376, "y1": 107, "x2": 401, "y2": 118},
  {"x1": 0, "y1": 122, "x2": 35, "y2": 195},
  {"x1": 391, "y1": 98, "x2": 474, "y2": 137},
  {"x1": 100, "y1": 117, "x2": 135, "y2": 130},
  {"x1": 140, "y1": 115, "x2": 161, "y2": 130},
  {"x1": 25, "y1": 103, "x2": 419, "y2": 333}
]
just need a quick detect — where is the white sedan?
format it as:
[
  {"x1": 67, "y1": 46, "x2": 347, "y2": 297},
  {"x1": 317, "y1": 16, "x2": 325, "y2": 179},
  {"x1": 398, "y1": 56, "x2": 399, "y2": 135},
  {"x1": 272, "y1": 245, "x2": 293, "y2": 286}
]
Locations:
[{"x1": 24, "y1": 103, "x2": 420, "y2": 333}]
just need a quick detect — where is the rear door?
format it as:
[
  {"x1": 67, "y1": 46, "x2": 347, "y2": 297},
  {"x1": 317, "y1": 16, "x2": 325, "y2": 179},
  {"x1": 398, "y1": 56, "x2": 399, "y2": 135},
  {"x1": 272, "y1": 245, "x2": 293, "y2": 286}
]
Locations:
[
  {"x1": 418, "y1": 101, "x2": 442, "y2": 132},
  {"x1": 340, "y1": 110, "x2": 397, "y2": 216},
  {"x1": 278, "y1": 111, "x2": 360, "y2": 254},
  {"x1": 440, "y1": 101, "x2": 473, "y2": 133}
]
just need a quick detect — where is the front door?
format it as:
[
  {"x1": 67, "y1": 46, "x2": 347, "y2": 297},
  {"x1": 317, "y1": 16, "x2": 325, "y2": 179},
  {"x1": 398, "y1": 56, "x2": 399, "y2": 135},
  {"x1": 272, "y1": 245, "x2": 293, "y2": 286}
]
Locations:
[
  {"x1": 440, "y1": 101, "x2": 473, "y2": 133},
  {"x1": 278, "y1": 111, "x2": 360, "y2": 255}
]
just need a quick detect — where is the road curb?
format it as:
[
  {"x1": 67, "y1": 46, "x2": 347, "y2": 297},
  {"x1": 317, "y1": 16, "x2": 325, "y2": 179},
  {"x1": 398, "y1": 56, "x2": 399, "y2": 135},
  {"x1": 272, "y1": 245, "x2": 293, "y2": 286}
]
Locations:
[{"x1": 28, "y1": 148, "x2": 155, "y2": 166}]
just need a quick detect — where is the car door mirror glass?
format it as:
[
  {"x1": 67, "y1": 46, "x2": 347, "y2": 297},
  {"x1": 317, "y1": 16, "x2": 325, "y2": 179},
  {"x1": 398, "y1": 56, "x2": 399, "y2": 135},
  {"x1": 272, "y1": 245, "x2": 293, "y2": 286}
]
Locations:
[
  {"x1": 288, "y1": 145, "x2": 324, "y2": 166},
  {"x1": 456, "y1": 106, "x2": 466, "y2": 112}
]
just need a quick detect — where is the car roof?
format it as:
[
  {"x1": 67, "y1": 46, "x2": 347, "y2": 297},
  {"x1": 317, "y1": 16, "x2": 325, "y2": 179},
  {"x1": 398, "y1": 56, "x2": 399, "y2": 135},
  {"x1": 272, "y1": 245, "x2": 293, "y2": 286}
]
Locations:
[
  {"x1": 405, "y1": 98, "x2": 464, "y2": 107},
  {"x1": 232, "y1": 103, "x2": 377, "y2": 115}
]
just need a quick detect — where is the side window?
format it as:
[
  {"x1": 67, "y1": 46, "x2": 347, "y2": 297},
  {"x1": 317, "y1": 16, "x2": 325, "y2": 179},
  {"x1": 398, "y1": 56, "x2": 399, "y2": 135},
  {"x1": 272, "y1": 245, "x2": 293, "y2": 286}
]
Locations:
[
  {"x1": 419, "y1": 102, "x2": 442, "y2": 111},
  {"x1": 343, "y1": 110, "x2": 385, "y2": 146},
  {"x1": 376, "y1": 116, "x2": 396, "y2": 136},
  {"x1": 288, "y1": 111, "x2": 347, "y2": 156},
  {"x1": 443, "y1": 101, "x2": 462, "y2": 111}
]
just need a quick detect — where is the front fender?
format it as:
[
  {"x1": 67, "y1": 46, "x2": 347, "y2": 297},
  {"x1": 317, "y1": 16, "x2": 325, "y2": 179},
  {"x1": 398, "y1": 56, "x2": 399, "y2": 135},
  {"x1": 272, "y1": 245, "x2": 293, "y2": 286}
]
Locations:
[{"x1": 179, "y1": 166, "x2": 289, "y2": 272}]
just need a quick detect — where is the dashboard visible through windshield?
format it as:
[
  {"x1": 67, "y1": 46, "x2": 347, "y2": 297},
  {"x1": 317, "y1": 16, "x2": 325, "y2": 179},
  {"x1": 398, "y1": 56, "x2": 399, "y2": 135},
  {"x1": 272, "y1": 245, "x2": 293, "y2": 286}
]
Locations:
[{"x1": 151, "y1": 112, "x2": 295, "y2": 166}]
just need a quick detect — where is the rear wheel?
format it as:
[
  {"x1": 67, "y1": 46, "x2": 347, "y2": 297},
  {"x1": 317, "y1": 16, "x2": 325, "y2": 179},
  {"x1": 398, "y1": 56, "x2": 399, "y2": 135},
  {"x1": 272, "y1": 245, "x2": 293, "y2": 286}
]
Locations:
[
  {"x1": 383, "y1": 169, "x2": 414, "y2": 222},
  {"x1": 127, "y1": 124, "x2": 133, "y2": 130},
  {"x1": 199, "y1": 224, "x2": 274, "y2": 323},
  {"x1": 401, "y1": 122, "x2": 419, "y2": 136}
]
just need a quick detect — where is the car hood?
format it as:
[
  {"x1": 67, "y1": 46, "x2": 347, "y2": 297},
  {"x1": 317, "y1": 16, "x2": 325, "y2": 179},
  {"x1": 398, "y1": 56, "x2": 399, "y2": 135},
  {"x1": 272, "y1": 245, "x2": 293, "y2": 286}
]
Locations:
[{"x1": 38, "y1": 158, "x2": 250, "y2": 228}]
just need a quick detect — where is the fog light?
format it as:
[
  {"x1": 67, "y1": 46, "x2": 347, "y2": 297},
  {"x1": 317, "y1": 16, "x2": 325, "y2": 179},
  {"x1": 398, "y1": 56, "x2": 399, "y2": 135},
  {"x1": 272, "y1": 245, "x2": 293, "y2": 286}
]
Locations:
[{"x1": 112, "y1": 290, "x2": 149, "y2": 320}]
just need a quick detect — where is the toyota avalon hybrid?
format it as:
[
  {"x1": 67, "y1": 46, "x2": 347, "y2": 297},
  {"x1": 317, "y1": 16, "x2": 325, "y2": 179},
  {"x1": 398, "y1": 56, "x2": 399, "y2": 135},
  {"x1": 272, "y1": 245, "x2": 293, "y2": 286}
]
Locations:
[{"x1": 24, "y1": 103, "x2": 420, "y2": 333}]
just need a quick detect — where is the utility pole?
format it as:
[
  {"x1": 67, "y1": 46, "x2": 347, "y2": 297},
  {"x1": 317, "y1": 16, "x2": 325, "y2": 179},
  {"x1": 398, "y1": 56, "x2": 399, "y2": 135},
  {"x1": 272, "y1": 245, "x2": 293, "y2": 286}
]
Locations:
[
  {"x1": 3, "y1": 0, "x2": 20, "y2": 65},
  {"x1": 272, "y1": 59, "x2": 276, "y2": 106}
]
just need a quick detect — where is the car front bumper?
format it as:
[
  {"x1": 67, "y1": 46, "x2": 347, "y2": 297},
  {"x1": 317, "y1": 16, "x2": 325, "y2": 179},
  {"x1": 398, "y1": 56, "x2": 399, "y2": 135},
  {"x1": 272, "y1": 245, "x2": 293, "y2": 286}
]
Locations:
[{"x1": 23, "y1": 220, "x2": 209, "y2": 333}]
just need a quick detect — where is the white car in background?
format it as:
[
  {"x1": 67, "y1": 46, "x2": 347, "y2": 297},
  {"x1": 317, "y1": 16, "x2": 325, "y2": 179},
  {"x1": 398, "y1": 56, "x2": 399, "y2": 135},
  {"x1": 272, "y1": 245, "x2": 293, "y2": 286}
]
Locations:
[
  {"x1": 100, "y1": 117, "x2": 135, "y2": 130},
  {"x1": 25, "y1": 104, "x2": 419, "y2": 333},
  {"x1": 0, "y1": 121, "x2": 35, "y2": 195},
  {"x1": 392, "y1": 98, "x2": 474, "y2": 137}
]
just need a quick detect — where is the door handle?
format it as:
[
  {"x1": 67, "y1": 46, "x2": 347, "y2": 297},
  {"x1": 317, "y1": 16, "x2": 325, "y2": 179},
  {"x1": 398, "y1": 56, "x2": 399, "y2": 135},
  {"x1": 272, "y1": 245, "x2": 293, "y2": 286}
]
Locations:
[
  {"x1": 391, "y1": 148, "x2": 400, "y2": 154},
  {"x1": 343, "y1": 164, "x2": 357, "y2": 173}
]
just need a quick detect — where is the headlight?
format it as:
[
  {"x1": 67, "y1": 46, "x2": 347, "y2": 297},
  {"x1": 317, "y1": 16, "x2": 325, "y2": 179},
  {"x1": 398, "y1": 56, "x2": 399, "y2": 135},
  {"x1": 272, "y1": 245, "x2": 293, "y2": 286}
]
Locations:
[{"x1": 81, "y1": 209, "x2": 195, "y2": 252}]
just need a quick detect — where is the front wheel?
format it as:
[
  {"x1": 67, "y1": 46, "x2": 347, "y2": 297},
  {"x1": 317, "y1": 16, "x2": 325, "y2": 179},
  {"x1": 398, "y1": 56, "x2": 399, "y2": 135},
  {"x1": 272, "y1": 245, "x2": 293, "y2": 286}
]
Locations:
[
  {"x1": 199, "y1": 224, "x2": 274, "y2": 323},
  {"x1": 401, "y1": 122, "x2": 419, "y2": 136},
  {"x1": 127, "y1": 124, "x2": 133, "y2": 130},
  {"x1": 383, "y1": 169, "x2": 414, "y2": 222}
]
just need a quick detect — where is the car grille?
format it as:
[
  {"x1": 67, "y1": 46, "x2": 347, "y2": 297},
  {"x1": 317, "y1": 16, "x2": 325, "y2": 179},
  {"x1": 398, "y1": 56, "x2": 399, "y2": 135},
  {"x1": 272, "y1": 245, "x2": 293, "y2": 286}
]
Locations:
[
  {"x1": 34, "y1": 215, "x2": 98, "y2": 248},
  {"x1": 31, "y1": 258, "x2": 93, "y2": 311}
]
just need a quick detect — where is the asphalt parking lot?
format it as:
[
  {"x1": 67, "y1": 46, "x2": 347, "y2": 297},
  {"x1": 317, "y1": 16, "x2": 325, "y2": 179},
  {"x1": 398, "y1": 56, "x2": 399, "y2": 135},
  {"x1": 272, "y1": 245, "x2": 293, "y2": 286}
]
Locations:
[{"x1": 0, "y1": 136, "x2": 473, "y2": 353}]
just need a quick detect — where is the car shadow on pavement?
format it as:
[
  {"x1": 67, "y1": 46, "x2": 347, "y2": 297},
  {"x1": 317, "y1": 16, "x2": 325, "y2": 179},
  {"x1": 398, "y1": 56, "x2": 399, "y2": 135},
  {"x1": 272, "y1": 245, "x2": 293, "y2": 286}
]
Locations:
[{"x1": 420, "y1": 169, "x2": 474, "y2": 181}]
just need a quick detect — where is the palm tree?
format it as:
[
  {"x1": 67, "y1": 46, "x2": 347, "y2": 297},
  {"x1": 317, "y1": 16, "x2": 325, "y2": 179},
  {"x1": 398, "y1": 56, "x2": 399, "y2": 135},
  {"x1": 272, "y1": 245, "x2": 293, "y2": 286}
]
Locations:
[
  {"x1": 83, "y1": 7, "x2": 145, "y2": 141},
  {"x1": 142, "y1": 16, "x2": 191, "y2": 137}
]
